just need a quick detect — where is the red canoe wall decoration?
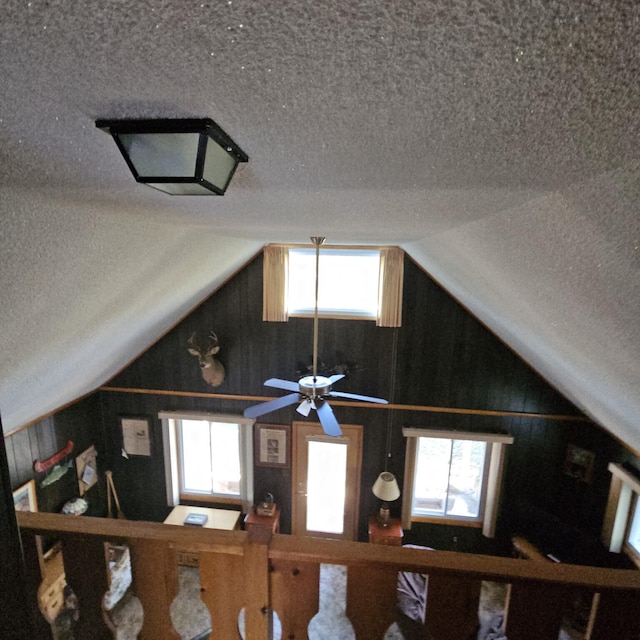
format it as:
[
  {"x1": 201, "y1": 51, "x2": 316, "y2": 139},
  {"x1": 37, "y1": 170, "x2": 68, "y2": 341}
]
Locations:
[{"x1": 34, "y1": 440, "x2": 74, "y2": 474}]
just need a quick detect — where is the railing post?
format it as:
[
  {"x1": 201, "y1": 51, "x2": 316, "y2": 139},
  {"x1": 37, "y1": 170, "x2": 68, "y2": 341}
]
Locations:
[{"x1": 243, "y1": 527, "x2": 272, "y2": 640}]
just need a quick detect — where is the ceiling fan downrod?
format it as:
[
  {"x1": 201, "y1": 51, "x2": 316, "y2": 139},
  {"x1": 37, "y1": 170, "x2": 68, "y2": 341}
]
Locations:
[{"x1": 310, "y1": 236, "x2": 325, "y2": 384}]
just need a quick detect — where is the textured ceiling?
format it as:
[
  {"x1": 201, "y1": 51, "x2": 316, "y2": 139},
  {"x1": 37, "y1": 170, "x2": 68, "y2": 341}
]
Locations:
[{"x1": 0, "y1": 1, "x2": 638, "y2": 449}]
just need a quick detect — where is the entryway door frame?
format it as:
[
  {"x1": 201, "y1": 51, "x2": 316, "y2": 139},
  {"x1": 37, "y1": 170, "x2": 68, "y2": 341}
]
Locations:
[{"x1": 291, "y1": 421, "x2": 363, "y2": 541}]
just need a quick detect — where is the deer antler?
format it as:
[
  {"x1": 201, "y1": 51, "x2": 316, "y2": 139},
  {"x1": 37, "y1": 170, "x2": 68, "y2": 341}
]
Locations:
[{"x1": 187, "y1": 332, "x2": 200, "y2": 352}]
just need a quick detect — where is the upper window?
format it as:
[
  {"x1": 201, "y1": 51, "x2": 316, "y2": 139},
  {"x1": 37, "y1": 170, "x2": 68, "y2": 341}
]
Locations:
[
  {"x1": 159, "y1": 412, "x2": 254, "y2": 510},
  {"x1": 288, "y1": 247, "x2": 380, "y2": 319},
  {"x1": 262, "y1": 244, "x2": 404, "y2": 327},
  {"x1": 402, "y1": 428, "x2": 513, "y2": 538}
]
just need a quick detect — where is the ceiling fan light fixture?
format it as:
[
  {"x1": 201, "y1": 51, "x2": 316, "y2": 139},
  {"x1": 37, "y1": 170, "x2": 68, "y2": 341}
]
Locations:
[{"x1": 95, "y1": 118, "x2": 248, "y2": 195}]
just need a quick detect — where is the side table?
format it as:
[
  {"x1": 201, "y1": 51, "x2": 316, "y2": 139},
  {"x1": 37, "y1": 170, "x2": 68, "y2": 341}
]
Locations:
[
  {"x1": 244, "y1": 506, "x2": 280, "y2": 534},
  {"x1": 368, "y1": 516, "x2": 403, "y2": 545}
]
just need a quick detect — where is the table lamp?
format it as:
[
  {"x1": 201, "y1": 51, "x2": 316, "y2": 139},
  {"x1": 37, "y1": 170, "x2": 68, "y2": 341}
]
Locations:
[{"x1": 372, "y1": 471, "x2": 400, "y2": 527}]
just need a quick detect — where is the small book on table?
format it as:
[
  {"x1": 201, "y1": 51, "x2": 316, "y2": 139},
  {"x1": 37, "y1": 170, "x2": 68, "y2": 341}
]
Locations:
[{"x1": 183, "y1": 512, "x2": 208, "y2": 526}]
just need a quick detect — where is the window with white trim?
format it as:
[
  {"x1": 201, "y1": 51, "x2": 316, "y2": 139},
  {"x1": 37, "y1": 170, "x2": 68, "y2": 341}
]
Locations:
[
  {"x1": 262, "y1": 244, "x2": 404, "y2": 326},
  {"x1": 159, "y1": 412, "x2": 254, "y2": 511},
  {"x1": 402, "y1": 428, "x2": 513, "y2": 538},
  {"x1": 602, "y1": 462, "x2": 640, "y2": 568},
  {"x1": 288, "y1": 247, "x2": 381, "y2": 319}
]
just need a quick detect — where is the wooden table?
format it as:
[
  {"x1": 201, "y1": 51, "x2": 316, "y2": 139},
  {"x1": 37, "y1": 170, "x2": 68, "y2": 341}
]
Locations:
[
  {"x1": 163, "y1": 505, "x2": 241, "y2": 530},
  {"x1": 164, "y1": 505, "x2": 241, "y2": 566}
]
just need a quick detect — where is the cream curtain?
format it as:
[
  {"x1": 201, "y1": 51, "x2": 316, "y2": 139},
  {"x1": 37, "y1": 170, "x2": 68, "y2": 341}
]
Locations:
[
  {"x1": 262, "y1": 245, "x2": 289, "y2": 322},
  {"x1": 377, "y1": 247, "x2": 404, "y2": 327}
]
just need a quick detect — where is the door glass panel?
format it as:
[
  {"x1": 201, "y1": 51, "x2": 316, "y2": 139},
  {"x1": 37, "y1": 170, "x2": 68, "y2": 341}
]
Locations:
[{"x1": 306, "y1": 440, "x2": 347, "y2": 534}]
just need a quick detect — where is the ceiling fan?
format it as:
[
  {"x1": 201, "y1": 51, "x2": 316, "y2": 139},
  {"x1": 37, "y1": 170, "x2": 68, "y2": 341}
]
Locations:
[{"x1": 244, "y1": 237, "x2": 388, "y2": 436}]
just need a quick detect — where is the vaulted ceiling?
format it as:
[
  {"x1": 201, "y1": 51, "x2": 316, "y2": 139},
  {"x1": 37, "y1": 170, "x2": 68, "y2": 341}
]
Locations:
[{"x1": 1, "y1": 1, "x2": 638, "y2": 451}]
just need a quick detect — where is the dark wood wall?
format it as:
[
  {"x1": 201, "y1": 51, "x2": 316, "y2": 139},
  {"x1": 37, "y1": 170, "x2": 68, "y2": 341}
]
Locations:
[{"x1": 6, "y1": 252, "x2": 640, "y2": 561}]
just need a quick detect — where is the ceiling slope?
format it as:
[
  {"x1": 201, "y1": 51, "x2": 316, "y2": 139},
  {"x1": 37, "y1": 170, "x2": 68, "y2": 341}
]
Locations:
[{"x1": 0, "y1": 1, "x2": 638, "y2": 447}]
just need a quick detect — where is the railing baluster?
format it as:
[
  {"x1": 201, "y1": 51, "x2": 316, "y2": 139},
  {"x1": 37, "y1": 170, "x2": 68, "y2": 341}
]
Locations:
[
  {"x1": 61, "y1": 535, "x2": 113, "y2": 639},
  {"x1": 199, "y1": 549, "x2": 245, "y2": 638},
  {"x1": 346, "y1": 564, "x2": 397, "y2": 639},
  {"x1": 504, "y1": 580, "x2": 573, "y2": 639},
  {"x1": 425, "y1": 574, "x2": 481, "y2": 639},
  {"x1": 271, "y1": 559, "x2": 320, "y2": 639},
  {"x1": 587, "y1": 590, "x2": 640, "y2": 640},
  {"x1": 128, "y1": 538, "x2": 180, "y2": 640},
  {"x1": 20, "y1": 531, "x2": 55, "y2": 639}
]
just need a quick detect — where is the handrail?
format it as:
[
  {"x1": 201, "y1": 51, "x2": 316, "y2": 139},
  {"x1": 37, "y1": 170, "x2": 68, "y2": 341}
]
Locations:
[{"x1": 18, "y1": 511, "x2": 640, "y2": 591}]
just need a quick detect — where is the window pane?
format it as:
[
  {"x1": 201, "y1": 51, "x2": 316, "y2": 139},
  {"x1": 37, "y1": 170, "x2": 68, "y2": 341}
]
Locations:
[
  {"x1": 288, "y1": 249, "x2": 380, "y2": 317},
  {"x1": 628, "y1": 498, "x2": 640, "y2": 554},
  {"x1": 306, "y1": 440, "x2": 347, "y2": 534},
  {"x1": 412, "y1": 437, "x2": 486, "y2": 520},
  {"x1": 446, "y1": 440, "x2": 486, "y2": 518},
  {"x1": 181, "y1": 420, "x2": 213, "y2": 493},
  {"x1": 209, "y1": 422, "x2": 241, "y2": 496},
  {"x1": 413, "y1": 438, "x2": 452, "y2": 517}
]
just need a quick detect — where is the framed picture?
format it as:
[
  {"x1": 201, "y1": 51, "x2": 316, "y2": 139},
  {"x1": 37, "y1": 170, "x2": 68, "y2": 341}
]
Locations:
[
  {"x1": 120, "y1": 416, "x2": 152, "y2": 457},
  {"x1": 76, "y1": 445, "x2": 98, "y2": 496},
  {"x1": 255, "y1": 423, "x2": 290, "y2": 468},
  {"x1": 563, "y1": 443, "x2": 595, "y2": 483},
  {"x1": 13, "y1": 479, "x2": 38, "y2": 512}
]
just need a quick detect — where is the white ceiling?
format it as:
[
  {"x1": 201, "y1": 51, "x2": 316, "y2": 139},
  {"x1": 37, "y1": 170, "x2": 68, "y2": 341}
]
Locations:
[{"x1": 1, "y1": 1, "x2": 638, "y2": 450}]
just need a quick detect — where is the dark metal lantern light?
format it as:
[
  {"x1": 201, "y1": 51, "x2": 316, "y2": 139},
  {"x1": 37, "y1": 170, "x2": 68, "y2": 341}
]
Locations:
[{"x1": 95, "y1": 118, "x2": 248, "y2": 195}]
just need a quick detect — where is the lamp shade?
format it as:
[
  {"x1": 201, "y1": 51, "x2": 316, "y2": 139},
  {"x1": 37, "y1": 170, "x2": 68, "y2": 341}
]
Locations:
[
  {"x1": 96, "y1": 118, "x2": 248, "y2": 195},
  {"x1": 372, "y1": 471, "x2": 400, "y2": 502}
]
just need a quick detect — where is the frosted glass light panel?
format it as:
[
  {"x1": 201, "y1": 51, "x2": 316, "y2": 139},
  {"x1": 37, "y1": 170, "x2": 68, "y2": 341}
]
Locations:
[
  {"x1": 119, "y1": 133, "x2": 199, "y2": 177},
  {"x1": 306, "y1": 440, "x2": 347, "y2": 534},
  {"x1": 96, "y1": 118, "x2": 248, "y2": 195},
  {"x1": 412, "y1": 437, "x2": 487, "y2": 520},
  {"x1": 288, "y1": 248, "x2": 380, "y2": 318},
  {"x1": 180, "y1": 420, "x2": 241, "y2": 497}
]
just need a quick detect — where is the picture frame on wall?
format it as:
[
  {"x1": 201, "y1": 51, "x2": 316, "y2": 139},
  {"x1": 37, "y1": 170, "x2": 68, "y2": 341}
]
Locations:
[
  {"x1": 120, "y1": 416, "x2": 152, "y2": 457},
  {"x1": 563, "y1": 443, "x2": 595, "y2": 483},
  {"x1": 13, "y1": 479, "x2": 38, "y2": 512},
  {"x1": 254, "y1": 423, "x2": 290, "y2": 468},
  {"x1": 76, "y1": 445, "x2": 98, "y2": 496}
]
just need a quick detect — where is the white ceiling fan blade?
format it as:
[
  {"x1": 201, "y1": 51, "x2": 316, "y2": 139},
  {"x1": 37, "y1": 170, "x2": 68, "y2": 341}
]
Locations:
[
  {"x1": 329, "y1": 390, "x2": 388, "y2": 404},
  {"x1": 316, "y1": 400, "x2": 342, "y2": 437},
  {"x1": 328, "y1": 373, "x2": 345, "y2": 384},
  {"x1": 296, "y1": 398, "x2": 313, "y2": 416},
  {"x1": 264, "y1": 378, "x2": 300, "y2": 392},
  {"x1": 244, "y1": 393, "x2": 300, "y2": 419}
]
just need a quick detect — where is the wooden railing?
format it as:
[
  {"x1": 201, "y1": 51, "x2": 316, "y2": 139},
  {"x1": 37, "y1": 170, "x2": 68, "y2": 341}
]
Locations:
[{"x1": 17, "y1": 511, "x2": 640, "y2": 640}]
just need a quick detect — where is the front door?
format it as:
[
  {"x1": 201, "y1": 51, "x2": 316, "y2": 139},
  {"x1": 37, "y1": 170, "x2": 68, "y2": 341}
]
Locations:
[{"x1": 291, "y1": 422, "x2": 363, "y2": 540}]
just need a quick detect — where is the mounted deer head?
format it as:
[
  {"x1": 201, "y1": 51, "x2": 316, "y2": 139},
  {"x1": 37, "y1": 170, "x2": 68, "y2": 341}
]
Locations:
[{"x1": 187, "y1": 332, "x2": 226, "y2": 387}]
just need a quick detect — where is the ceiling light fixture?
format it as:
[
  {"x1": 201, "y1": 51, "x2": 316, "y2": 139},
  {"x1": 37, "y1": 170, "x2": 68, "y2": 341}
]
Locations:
[{"x1": 95, "y1": 118, "x2": 248, "y2": 195}]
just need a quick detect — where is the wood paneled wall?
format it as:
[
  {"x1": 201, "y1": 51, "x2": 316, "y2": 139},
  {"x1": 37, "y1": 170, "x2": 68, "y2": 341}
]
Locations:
[{"x1": 7, "y1": 253, "x2": 640, "y2": 557}]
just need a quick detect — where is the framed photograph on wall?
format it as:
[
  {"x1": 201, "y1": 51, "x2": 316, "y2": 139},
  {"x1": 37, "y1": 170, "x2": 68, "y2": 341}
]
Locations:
[
  {"x1": 254, "y1": 423, "x2": 290, "y2": 468},
  {"x1": 120, "y1": 416, "x2": 152, "y2": 457},
  {"x1": 76, "y1": 445, "x2": 98, "y2": 496},
  {"x1": 563, "y1": 443, "x2": 595, "y2": 483},
  {"x1": 13, "y1": 479, "x2": 38, "y2": 512}
]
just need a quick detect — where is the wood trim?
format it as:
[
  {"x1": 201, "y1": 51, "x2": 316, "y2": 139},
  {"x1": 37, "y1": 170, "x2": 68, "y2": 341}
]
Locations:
[
  {"x1": 100, "y1": 386, "x2": 592, "y2": 422},
  {"x1": 402, "y1": 428, "x2": 514, "y2": 443},
  {"x1": 410, "y1": 516, "x2": 484, "y2": 528}
]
